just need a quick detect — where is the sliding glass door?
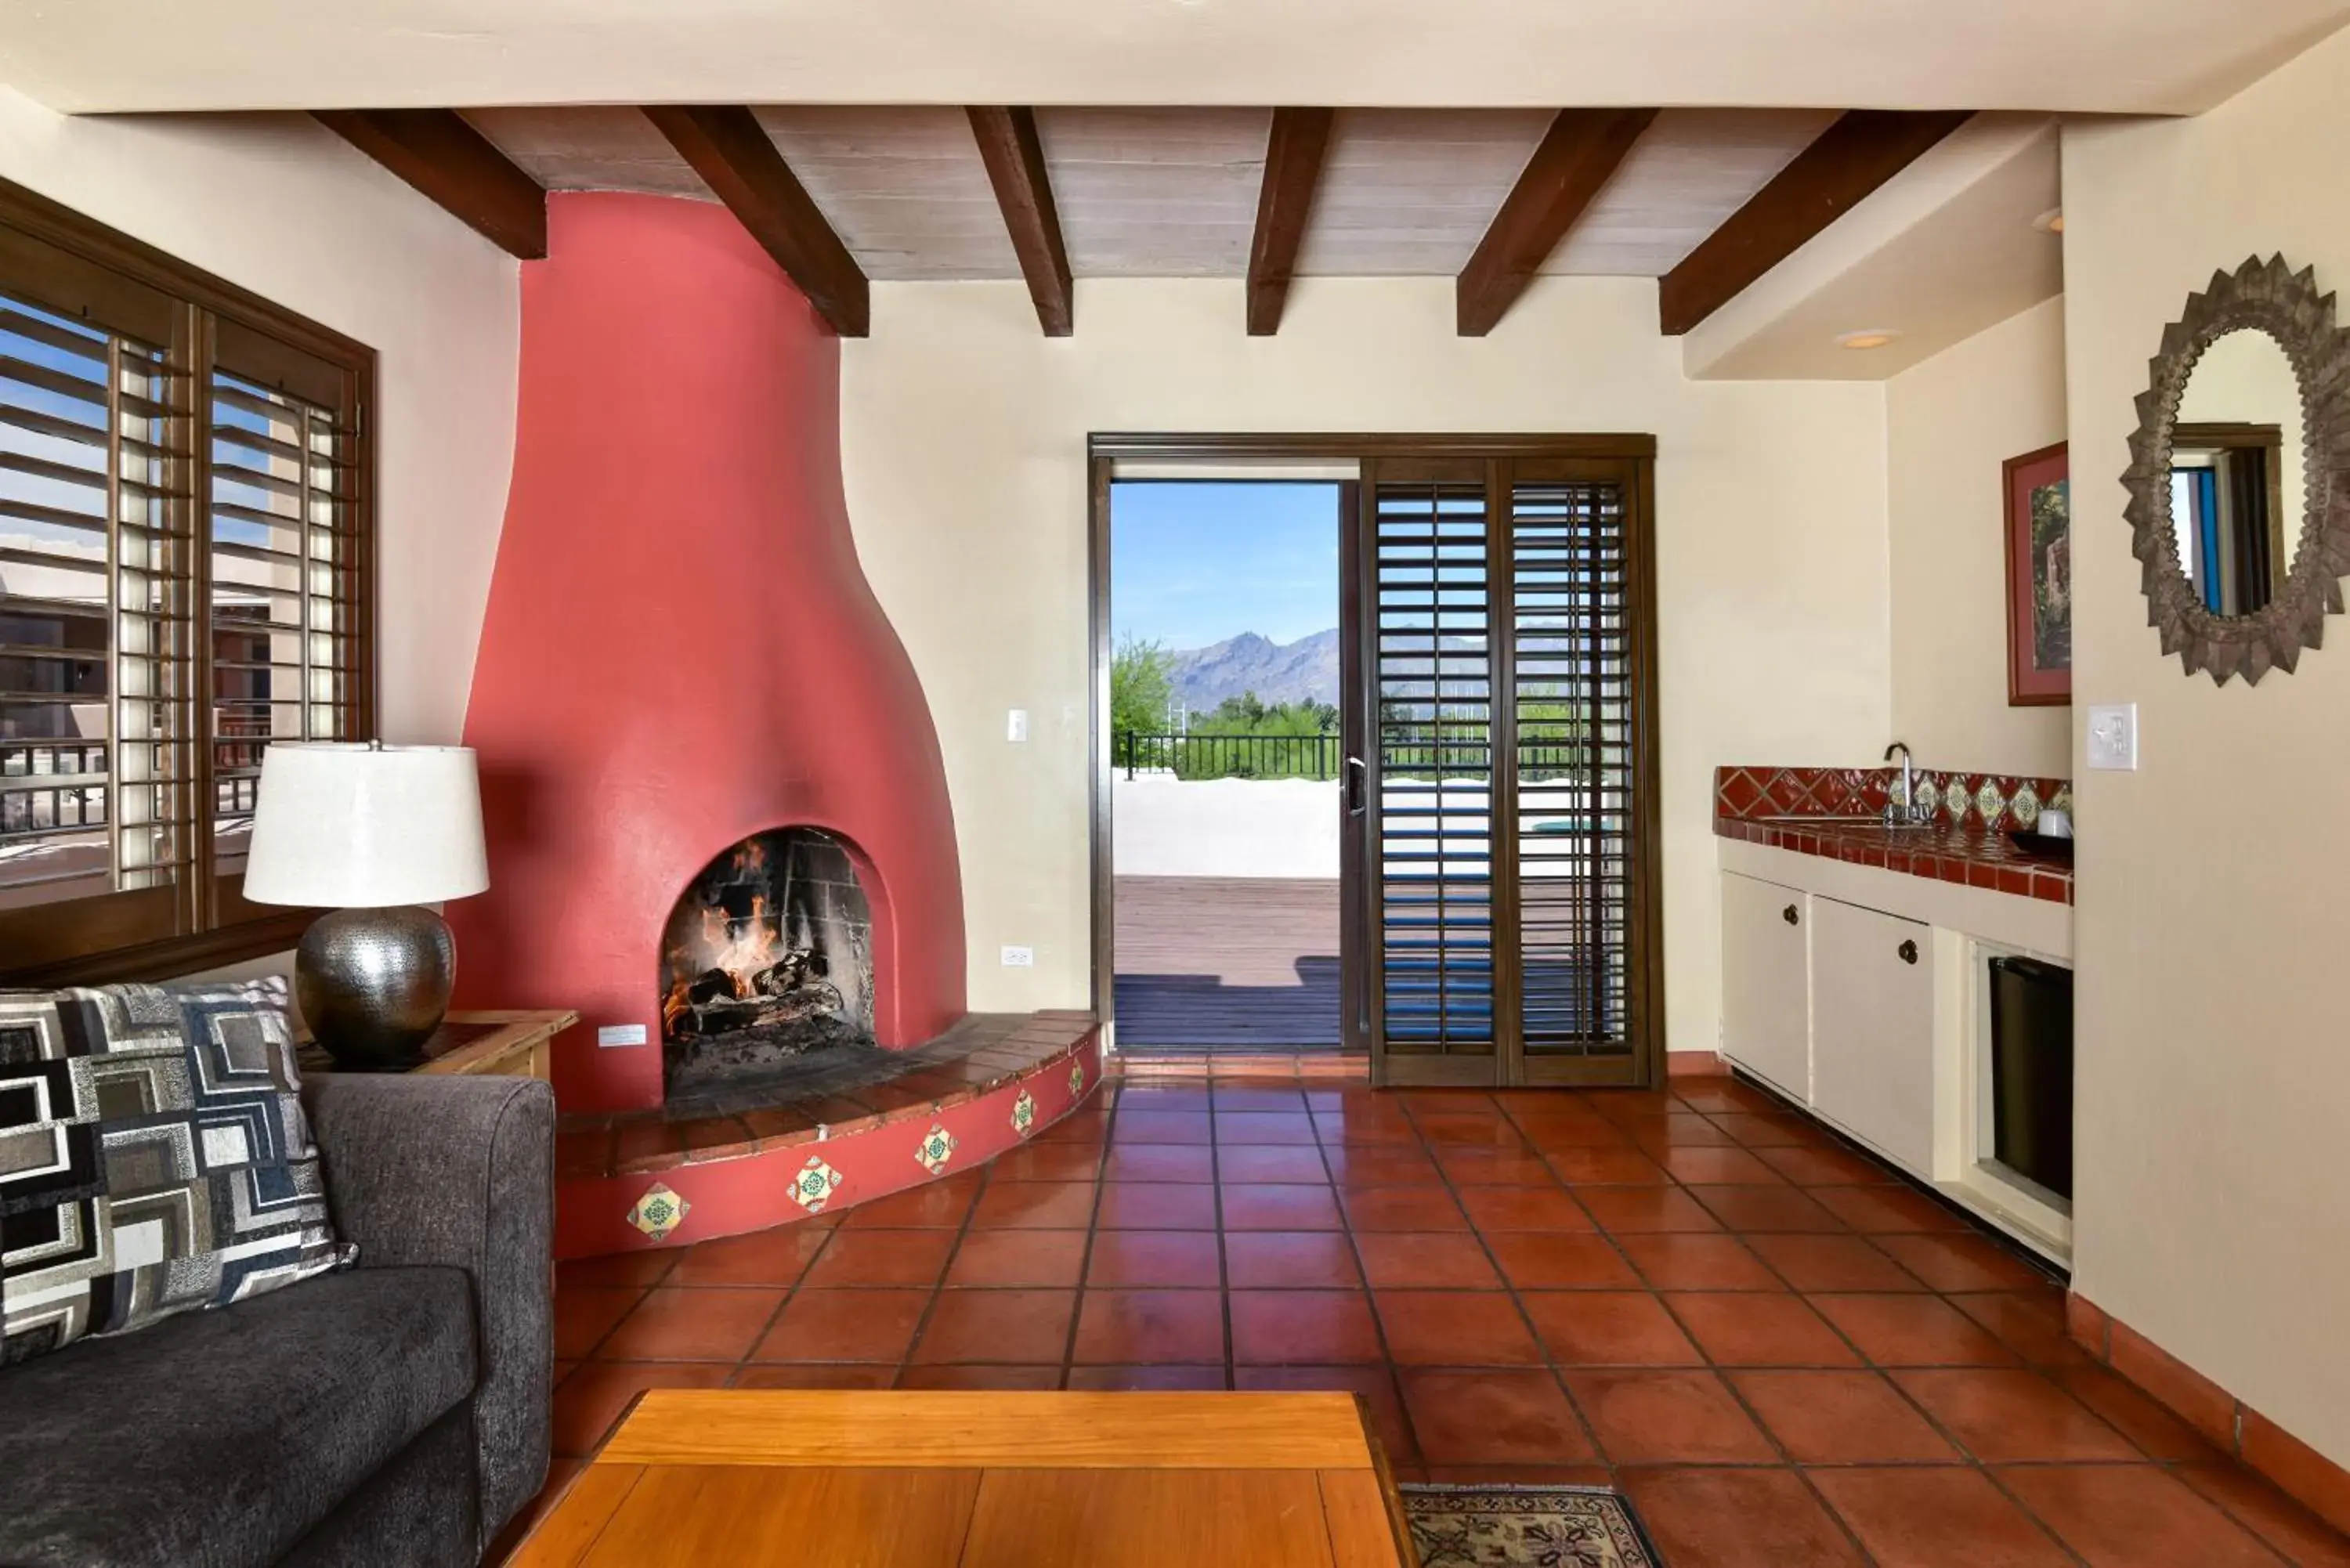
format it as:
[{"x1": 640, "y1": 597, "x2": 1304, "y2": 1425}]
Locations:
[{"x1": 1349, "y1": 455, "x2": 1661, "y2": 1087}]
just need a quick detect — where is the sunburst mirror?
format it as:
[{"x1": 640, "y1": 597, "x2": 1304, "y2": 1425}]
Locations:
[{"x1": 2122, "y1": 255, "x2": 2350, "y2": 684}]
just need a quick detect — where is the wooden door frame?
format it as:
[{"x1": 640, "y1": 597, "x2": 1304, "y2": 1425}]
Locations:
[{"x1": 1086, "y1": 432, "x2": 1660, "y2": 1078}]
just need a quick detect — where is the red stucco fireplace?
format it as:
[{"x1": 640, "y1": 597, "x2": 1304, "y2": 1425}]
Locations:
[{"x1": 449, "y1": 192, "x2": 966, "y2": 1114}]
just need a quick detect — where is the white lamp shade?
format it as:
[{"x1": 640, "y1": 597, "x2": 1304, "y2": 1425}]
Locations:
[{"x1": 242, "y1": 743, "x2": 490, "y2": 908}]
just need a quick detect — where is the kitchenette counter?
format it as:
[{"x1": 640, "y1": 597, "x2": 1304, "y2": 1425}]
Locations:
[
  {"x1": 1713, "y1": 763, "x2": 2075, "y2": 1264},
  {"x1": 1714, "y1": 764, "x2": 2073, "y2": 904}
]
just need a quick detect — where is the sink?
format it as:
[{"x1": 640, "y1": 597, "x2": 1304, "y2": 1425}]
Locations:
[{"x1": 1758, "y1": 814, "x2": 1936, "y2": 831}]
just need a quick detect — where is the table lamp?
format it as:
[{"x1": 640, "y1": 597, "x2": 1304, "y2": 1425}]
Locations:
[{"x1": 242, "y1": 742, "x2": 490, "y2": 1070}]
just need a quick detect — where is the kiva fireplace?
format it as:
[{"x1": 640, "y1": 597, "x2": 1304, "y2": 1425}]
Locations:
[
  {"x1": 448, "y1": 192, "x2": 968, "y2": 1115},
  {"x1": 659, "y1": 828, "x2": 874, "y2": 1100}
]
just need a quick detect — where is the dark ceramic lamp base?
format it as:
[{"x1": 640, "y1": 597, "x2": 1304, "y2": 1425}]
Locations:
[{"x1": 297, "y1": 905, "x2": 457, "y2": 1071}]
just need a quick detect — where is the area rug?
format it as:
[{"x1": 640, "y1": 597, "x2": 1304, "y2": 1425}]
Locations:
[{"x1": 1401, "y1": 1483, "x2": 1664, "y2": 1567}]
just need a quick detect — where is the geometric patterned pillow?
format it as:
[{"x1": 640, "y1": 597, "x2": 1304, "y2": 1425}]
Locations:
[{"x1": 0, "y1": 975, "x2": 355, "y2": 1367}]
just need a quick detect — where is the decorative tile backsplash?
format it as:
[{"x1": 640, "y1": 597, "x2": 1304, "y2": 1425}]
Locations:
[
  {"x1": 1715, "y1": 764, "x2": 2072, "y2": 836},
  {"x1": 1714, "y1": 764, "x2": 2076, "y2": 905}
]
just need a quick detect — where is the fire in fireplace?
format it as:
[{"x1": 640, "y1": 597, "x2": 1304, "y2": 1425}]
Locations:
[{"x1": 659, "y1": 827, "x2": 874, "y2": 1098}]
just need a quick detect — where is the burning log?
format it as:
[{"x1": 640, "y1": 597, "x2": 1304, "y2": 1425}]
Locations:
[{"x1": 666, "y1": 949, "x2": 847, "y2": 1039}]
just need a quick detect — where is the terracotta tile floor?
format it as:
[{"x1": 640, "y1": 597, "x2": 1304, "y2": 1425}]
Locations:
[{"x1": 530, "y1": 1069, "x2": 2350, "y2": 1567}]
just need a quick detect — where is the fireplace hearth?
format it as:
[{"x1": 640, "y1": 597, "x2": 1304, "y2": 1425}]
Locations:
[{"x1": 660, "y1": 828, "x2": 874, "y2": 1100}]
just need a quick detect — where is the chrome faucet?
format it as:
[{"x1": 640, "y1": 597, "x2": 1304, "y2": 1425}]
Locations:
[{"x1": 1882, "y1": 741, "x2": 1918, "y2": 826}]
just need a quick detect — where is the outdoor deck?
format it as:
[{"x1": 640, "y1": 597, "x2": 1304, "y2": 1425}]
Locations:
[{"x1": 1112, "y1": 875, "x2": 1345, "y2": 1051}]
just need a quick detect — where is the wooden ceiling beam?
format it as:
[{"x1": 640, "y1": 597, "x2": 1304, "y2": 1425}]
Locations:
[
  {"x1": 1658, "y1": 109, "x2": 1972, "y2": 336},
  {"x1": 967, "y1": 107, "x2": 1073, "y2": 337},
  {"x1": 1455, "y1": 107, "x2": 1658, "y2": 337},
  {"x1": 1246, "y1": 107, "x2": 1336, "y2": 336},
  {"x1": 313, "y1": 110, "x2": 547, "y2": 259},
  {"x1": 642, "y1": 104, "x2": 870, "y2": 338}
]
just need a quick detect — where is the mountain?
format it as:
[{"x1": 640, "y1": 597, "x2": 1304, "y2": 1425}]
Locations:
[
  {"x1": 1168, "y1": 629, "x2": 1340, "y2": 711},
  {"x1": 1164, "y1": 627, "x2": 1585, "y2": 713}
]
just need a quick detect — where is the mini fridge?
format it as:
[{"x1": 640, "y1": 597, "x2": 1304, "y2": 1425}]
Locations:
[{"x1": 1987, "y1": 956, "x2": 2073, "y2": 1201}]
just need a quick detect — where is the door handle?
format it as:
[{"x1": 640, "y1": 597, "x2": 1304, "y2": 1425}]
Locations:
[
  {"x1": 1898, "y1": 939, "x2": 1919, "y2": 965},
  {"x1": 1781, "y1": 904, "x2": 1799, "y2": 927},
  {"x1": 1346, "y1": 756, "x2": 1367, "y2": 817}
]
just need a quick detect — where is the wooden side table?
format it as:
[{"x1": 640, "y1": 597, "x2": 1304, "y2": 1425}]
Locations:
[{"x1": 299, "y1": 1009, "x2": 578, "y2": 1079}]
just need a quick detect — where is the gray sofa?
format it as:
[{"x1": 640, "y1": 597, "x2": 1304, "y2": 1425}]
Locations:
[{"x1": 0, "y1": 1073, "x2": 556, "y2": 1568}]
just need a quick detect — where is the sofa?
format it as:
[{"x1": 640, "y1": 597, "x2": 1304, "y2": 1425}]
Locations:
[{"x1": 0, "y1": 1072, "x2": 556, "y2": 1568}]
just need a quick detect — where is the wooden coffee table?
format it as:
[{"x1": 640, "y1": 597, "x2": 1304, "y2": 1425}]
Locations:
[{"x1": 511, "y1": 1389, "x2": 1419, "y2": 1566}]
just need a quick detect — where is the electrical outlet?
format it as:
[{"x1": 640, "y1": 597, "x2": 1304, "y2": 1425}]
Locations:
[
  {"x1": 1000, "y1": 945, "x2": 1035, "y2": 967},
  {"x1": 1006, "y1": 709, "x2": 1029, "y2": 742},
  {"x1": 2085, "y1": 703, "x2": 2138, "y2": 771},
  {"x1": 597, "y1": 1024, "x2": 648, "y2": 1048}
]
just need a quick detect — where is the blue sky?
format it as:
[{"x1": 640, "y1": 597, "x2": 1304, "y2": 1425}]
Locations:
[{"x1": 1110, "y1": 481, "x2": 1341, "y2": 652}]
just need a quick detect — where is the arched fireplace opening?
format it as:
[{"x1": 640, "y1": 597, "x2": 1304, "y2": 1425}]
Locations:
[{"x1": 660, "y1": 826, "x2": 875, "y2": 1102}]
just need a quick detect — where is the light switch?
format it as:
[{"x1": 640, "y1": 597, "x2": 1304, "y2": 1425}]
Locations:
[
  {"x1": 1000, "y1": 945, "x2": 1035, "y2": 967},
  {"x1": 2086, "y1": 703, "x2": 2138, "y2": 770},
  {"x1": 1007, "y1": 709, "x2": 1029, "y2": 743}
]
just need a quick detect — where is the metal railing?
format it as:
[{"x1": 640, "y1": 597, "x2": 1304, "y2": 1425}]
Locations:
[
  {"x1": 0, "y1": 739, "x2": 109, "y2": 840},
  {"x1": 1117, "y1": 731, "x2": 1342, "y2": 781},
  {"x1": 1115, "y1": 729, "x2": 1606, "y2": 783}
]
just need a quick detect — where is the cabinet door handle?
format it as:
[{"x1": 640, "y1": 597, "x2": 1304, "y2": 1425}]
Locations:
[
  {"x1": 1781, "y1": 904, "x2": 1799, "y2": 927},
  {"x1": 1897, "y1": 939, "x2": 1919, "y2": 965}
]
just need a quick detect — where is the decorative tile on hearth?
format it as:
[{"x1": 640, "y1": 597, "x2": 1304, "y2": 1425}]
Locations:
[
  {"x1": 915, "y1": 1122, "x2": 957, "y2": 1176},
  {"x1": 1069, "y1": 1061, "x2": 1086, "y2": 1097},
  {"x1": 627, "y1": 1182, "x2": 689, "y2": 1242},
  {"x1": 2010, "y1": 782, "x2": 2041, "y2": 829},
  {"x1": 1010, "y1": 1089, "x2": 1036, "y2": 1138},
  {"x1": 1975, "y1": 779, "x2": 2007, "y2": 827},
  {"x1": 791, "y1": 1155, "x2": 844, "y2": 1215}
]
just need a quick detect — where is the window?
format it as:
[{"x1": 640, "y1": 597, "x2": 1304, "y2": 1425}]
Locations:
[{"x1": 0, "y1": 176, "x2": 373, "y2": 983}]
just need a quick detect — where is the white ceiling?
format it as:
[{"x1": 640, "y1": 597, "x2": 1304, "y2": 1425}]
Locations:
[{"x1": 5, "y1": 0, "x2": 2346, "y2": 116}]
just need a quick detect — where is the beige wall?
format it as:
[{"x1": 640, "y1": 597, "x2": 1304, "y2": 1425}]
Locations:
[
  {"x1": 1886, "y1": 298, "x2": 2072, "y2": 776},
  {"x1": 2064, "y1": 31, "x2": 2350, "y2": 1464},
  {"x1": 0, "y1": 92, "x2": 520, "y2": 743},
  {"x1": 841, "y1": 276, "x2": 1893, "y2": 1046}
]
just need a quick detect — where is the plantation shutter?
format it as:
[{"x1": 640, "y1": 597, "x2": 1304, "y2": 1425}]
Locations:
[
  {"x1": 0, "y1": 261, "x2": 198, "y2": 951},
  {"x1": 0, "y1": 186, "x2": 374, "y2": 980},
  {"x1": 1509, "y1": 462, "x2": 1641, "y2": 1064},
  {"x1": 1360, "y1": 455, "x2": 1657, "y2": 1086},
  {"x1": 206, "y1": 326, "x2": 367, "y2": 888},
  {"x1": 1368, "y1": 461, "x2": 1499, "y2": 1063}
]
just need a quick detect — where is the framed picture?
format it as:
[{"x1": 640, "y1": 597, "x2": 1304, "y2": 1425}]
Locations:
[{"x1": 2004, "y1": 442, "x2": 2071, "y2": 705}]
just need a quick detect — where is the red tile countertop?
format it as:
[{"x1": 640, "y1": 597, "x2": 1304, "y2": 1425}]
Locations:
[{"x1": 1716, "y1": 765, "x2": 2073, "y2": 907}]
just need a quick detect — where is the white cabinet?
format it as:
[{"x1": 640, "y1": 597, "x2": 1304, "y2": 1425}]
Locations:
[
  {"x1": 1720, "y1": 872, "x2": 1810, "y2": 1100},
  {"x1": 1810, "y1": 895, "x2": 1935, "y2": 1174}
]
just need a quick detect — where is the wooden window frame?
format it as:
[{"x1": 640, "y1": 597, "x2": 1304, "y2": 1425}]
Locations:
[{"x1": 0, "y1": 174, "x2": 377, "y2": 986}]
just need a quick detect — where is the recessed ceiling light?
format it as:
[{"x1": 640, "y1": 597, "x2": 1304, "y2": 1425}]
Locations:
[
  {"x1": 2034, "y1": 207, "x2": 2065, "y2": 234},
  {"x1": 1836, "y1": 330, "x2": 1900, "y2": 351}
]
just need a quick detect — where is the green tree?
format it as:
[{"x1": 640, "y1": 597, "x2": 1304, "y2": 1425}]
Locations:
[
  {"x1": 1182, "y1": 691, "x2": 1342, "y2": 778},
  {"x1": 1111, "y1": 636, "x2": 1174, "y2": 740}
]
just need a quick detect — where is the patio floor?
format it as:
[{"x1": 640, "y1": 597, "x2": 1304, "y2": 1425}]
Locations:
[{"x1": 1112, "y1": 875, "x2": 1344, "y2": 1051}]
